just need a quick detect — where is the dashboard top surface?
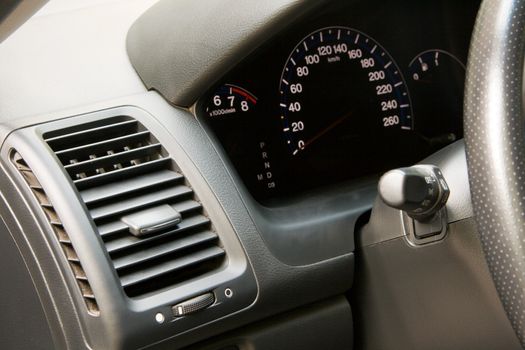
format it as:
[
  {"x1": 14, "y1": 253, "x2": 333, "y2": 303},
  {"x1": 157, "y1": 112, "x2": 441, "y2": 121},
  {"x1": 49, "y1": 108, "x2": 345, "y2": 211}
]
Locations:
[{"x1": 0, "y1": 0, "x2": 156, "y2": 121}]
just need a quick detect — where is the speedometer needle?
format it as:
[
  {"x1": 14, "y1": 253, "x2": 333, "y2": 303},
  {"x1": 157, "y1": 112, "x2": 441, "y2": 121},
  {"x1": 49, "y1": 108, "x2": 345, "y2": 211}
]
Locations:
[{"x1": 302, "y1": 112, "x2": 351, "y2": 150}]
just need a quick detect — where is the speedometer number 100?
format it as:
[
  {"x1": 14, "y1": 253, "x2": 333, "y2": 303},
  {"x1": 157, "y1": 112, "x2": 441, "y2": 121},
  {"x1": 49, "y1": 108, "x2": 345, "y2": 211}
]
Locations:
[{"x1": 279, "y1": 27, "x2": 413, "y2": 155}]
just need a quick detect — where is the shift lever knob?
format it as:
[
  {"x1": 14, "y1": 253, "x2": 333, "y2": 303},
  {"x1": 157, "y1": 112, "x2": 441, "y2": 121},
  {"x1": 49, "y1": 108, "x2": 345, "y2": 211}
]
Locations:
[{"x1": 378, "y1": 164, "x2": 449, "y2": 221}]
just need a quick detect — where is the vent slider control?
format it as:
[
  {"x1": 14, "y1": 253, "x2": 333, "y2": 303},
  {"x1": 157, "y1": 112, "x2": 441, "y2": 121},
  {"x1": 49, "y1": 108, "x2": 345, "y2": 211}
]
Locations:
[
  {"x1": 172, "y1": 292, "x2": 215, "y2": 317},
  {"x1": 121, "y1": 204, "x2": 182, "y2": 237}
]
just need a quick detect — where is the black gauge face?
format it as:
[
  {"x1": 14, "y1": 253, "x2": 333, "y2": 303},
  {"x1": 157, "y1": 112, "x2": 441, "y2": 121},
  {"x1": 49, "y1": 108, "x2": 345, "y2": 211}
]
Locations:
[
  {"x1": 408, "y1": 50, "x2": 465, "y2": 148},
  {"x1": 279, "y1": 27, "x2": 413, "y2": 156}
]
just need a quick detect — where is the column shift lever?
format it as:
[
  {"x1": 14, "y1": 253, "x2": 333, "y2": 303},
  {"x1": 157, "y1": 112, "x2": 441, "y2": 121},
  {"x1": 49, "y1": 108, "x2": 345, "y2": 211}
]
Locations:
[{"x1": 378, "y1": 164, "x2": 450, "y2": 222}]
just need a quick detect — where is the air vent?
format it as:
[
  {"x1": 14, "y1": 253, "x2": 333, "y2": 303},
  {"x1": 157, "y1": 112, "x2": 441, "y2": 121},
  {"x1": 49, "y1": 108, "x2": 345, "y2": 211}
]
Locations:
[
  {"x1": 11, "y1": 151, "x2": 100, "y2": 315},
  {"x1": 43, "y1": 116, "x2": 226, "y2": 298}
]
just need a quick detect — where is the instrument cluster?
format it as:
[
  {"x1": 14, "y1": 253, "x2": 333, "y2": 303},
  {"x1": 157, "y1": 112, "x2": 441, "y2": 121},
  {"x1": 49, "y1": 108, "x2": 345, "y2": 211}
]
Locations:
[{"x1": 196, "y1": 0, "x2": 479, "y2": 203}]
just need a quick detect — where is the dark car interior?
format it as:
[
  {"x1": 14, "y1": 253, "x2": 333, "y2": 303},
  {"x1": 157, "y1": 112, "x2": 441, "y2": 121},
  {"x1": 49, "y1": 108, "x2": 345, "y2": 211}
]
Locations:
[{"x1": 0, "y1": 0, "x2": 524, "y2": 349}]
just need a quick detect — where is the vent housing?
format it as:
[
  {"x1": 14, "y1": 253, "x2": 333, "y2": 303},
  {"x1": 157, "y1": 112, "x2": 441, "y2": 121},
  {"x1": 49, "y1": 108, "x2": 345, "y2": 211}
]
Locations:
[
  {"x1": 11, "y1": 151, "x2": 100, "y2": 315},
  {"x1": 43, "y1": 116, "x2": 226, "y2": 298}
]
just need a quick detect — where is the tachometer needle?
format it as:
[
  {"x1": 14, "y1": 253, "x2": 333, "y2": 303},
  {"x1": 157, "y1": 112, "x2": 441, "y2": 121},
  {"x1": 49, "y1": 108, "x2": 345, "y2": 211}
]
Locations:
[{"x1": 302, "y1": 112, "x2": 351, "y2": 150}]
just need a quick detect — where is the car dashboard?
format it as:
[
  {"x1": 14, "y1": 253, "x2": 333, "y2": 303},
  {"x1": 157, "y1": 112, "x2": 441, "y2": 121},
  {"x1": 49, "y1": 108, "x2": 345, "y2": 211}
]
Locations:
[{"x1": 1, "y1": 1, "x2": 511, "y2": 350}]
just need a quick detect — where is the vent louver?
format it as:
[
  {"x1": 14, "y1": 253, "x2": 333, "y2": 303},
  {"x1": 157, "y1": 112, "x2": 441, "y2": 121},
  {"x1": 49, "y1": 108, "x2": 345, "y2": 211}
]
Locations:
[
  {"x1": 43, "y1": 116, "x2": 226, "y2": 298},
  {"x1": 11, "y1": 151, "x2": 100, "y2": 315}
]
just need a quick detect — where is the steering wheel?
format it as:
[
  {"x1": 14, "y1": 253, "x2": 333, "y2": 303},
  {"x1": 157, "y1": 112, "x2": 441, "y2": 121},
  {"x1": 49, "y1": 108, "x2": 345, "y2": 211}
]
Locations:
[{"x1": 465, "y1": 0, "x2": 525, "y2": 346}]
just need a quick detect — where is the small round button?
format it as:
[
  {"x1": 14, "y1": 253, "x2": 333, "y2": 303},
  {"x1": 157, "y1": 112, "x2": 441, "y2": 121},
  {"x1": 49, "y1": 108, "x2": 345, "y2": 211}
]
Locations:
[{"x1": 155, "y1": 313, "x2": 165, "y2": 324}]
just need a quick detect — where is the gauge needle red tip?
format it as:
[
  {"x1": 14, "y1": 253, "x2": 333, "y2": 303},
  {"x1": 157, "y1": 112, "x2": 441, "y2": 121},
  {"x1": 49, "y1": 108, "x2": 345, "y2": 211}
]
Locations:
[{"x1": 302, "y1": 112, "x2": 351, "y2": 150}]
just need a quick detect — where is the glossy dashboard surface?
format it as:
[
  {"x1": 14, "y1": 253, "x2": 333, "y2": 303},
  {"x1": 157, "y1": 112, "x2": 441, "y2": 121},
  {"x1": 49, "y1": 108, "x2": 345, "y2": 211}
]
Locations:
[{"x1": 196, "y1": 0, "x2": 479, "y2": 202}]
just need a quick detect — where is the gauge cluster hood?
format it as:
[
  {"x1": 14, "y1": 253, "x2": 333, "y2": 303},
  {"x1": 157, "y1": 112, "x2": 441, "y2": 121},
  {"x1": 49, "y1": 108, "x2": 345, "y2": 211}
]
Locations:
[{"x1": 126, "y1": 0, "x2": 326, "y2": 107}]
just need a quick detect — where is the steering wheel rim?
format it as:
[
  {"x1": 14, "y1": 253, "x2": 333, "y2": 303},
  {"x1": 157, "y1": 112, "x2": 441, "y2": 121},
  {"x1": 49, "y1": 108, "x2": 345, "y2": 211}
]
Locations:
[{"x1": 464, "y1": 0, "x2": 525, "y2": 345}]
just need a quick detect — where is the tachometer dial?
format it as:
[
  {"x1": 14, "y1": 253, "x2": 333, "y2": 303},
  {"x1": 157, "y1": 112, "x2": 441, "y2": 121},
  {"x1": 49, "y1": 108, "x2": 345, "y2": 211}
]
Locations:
[
  {"x1": 279, "y1": 27, "x2": 413, "y2": 156},
  {"x1": 205, "y1": 84, "x2": 257, "y2": 118},
  {"x1": 203, "y1": 84, "x2": 281, "y2": 196}
]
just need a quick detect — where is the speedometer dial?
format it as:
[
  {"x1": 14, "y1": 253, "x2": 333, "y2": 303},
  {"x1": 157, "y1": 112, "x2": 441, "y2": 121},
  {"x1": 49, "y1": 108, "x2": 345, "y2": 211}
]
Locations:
[{"x1": 279, "y1": 27, "x2": 413, "y2": 156}]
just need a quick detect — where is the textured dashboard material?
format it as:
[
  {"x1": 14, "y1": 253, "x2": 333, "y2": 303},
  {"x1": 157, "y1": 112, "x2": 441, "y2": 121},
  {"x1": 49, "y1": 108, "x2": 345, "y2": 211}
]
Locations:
[
  {"x1": 355, "y1": 218, "x2": 521, "y2": 350},
  {"x1": 464, "y1": 0, "x2": 525, "y2": 345},
  {"x1": 126, "y1": 0, "x2": 326, "y2": 107}
]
